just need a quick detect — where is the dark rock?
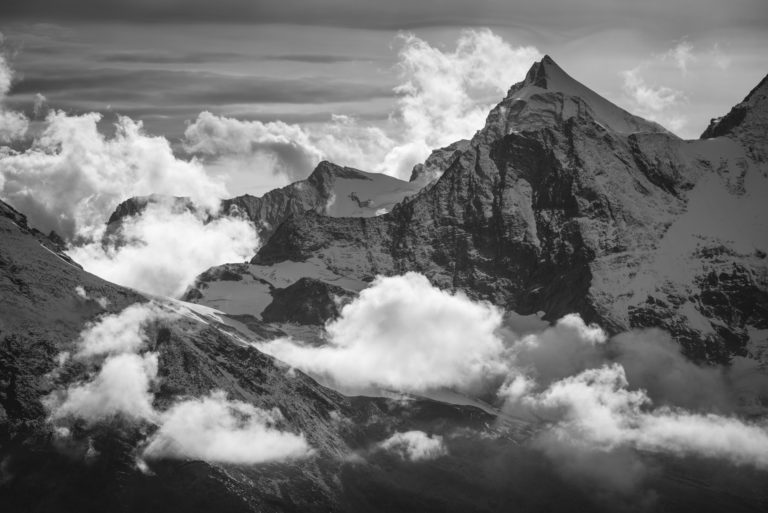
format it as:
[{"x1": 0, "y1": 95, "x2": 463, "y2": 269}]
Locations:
[{"x1": 262, "y1": 277, "x2": 354, "y2": 325}]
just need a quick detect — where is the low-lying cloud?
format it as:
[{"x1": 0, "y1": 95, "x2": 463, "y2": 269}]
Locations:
[
  {"x1": 378, "y1": 430, "x2": 447, "y2": 461},
  {"x1": 68, "y1": 201, "x2": 258, "y2": 297},
  {"x1": 0, "y1": 107, "x2": 259, "y2": 297},
  {"x1": 47, "y1": 302, "x2": 311, "y2": 465},
  {"x1": 49, "y1": 352, "x2": 159, "y2": 424},
  {"x1": 526, "y1": 364, "x2": 768, "y2": 470},
  {"x1": 143, "y1": 391, "x2": 311, "y2": 464},
  {"x1": 256, "y1": 272, "x2": 509, "y2": 394},
  {"x1": 258, "y1": 271, "x2": 768, "y2": 479}
]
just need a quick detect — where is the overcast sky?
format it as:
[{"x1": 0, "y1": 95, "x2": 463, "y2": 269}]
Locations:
[{"x1": 1, "y1": 0, "x2": 766, "y2": 192}]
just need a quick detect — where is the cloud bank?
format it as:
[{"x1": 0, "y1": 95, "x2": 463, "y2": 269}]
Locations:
[
  {"x1": 47, "y1": 302, "x2": 311, "y2": 465},
  {"x1": 0, "y1": 106, "x2": 258, "y2": 297},
  {"x1": 258, "y1": 271, "x2": 768, "y2": 477}
]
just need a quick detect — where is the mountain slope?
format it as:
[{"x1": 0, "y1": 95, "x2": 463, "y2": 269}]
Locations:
[{"x1": 0, "y1": 197, "x2": 517, "y2": 513}]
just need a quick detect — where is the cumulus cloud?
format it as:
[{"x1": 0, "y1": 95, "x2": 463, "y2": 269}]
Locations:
[
  {"x1": 47, "y1": 302, "x2": 311, "y2": 465},
  {"x1": 526, "y1": 364, "x2": 768, "y2": 470},
  {"x1": 143, "y1": 391, "x2": 312, "y2": 464},
  {"x1": 378, "y1": 430, "x2": 447, "y2": 461},
  {"x1": 0, "y1": 112, "x2": 226, "y2": 240},
  {"x1": 380, "y1": 29, "x2": 541, "y2": 178},
  {"x1": 67, "y1": 201, "x2": 258, "y2": 297},
  {"x1": 184, "y1": 111, "x2": 393, "y2": 189},
  {"x1": 49, "y1": 352, "x2": 159, "y2": 424},
  {"x1": 256, "y1": 272, "x2": 508, "y2": 394},
  {"x1": 621, "y1": 68, "x2": 687, "y2": 132},
  {"x1": 74, "y1": 301, "x2": 174, "y2": 358},
  {"x1": 0, "y1": 91, "x2": 259, "y2": 297},
  {"x1": 182, "y1": 29, "x2": 540, "y2": 182}
]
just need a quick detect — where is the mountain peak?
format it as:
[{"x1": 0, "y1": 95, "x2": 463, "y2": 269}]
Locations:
[
  {"x1": 497, "y1": 55, "x2": 671, "y2": 136},
  {"x1": 701, "y1": 73, "x2": 768, "y2": 140},
  {"x1": 520, "y1": 54, "x2": 566, "y2": 89}
]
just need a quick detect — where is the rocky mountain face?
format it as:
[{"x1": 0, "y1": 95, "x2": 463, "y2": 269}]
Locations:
[
  {"x1": 190, "y1": 56, "x2": 768, "y2": 365},
  {"x1": 701, "y1": 74, "x2": 768, "y2": 160},
  {"x1": 106, "y1": 162, "x2": 421, "y2": 245},
  {"x1": 0, "y1": 197, "x2": 515, "y2": 513}
]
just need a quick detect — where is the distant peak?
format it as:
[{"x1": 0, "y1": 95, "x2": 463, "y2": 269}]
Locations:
[{"x1": 521, "y1": 55, "x2": 565, "y2": 89}]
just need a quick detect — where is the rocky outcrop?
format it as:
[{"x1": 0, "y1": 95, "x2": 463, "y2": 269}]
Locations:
[
  {"x1": 261, "y1": 277, "x2": 353, "y2": 325},
  {"x1": 701, "y1": 73, "x2": 768, "y2": 160},
  {"x1": 409, "y1": 139, "x2": 471, "y2": 184}
]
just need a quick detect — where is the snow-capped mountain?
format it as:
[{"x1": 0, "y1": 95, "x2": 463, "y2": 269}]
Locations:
[{"x1": 188, "y1": 56, "x2": 768, "y2": 365}]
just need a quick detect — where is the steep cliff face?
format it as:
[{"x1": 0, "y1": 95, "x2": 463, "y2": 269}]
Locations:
[{"x1": 192, "y1": 57, "x2": 768, "y2": 363}]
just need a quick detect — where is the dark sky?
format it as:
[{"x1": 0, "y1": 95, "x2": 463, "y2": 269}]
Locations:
[{"x1": 3, "y1": 0, "x2": 767, "y2": 34}]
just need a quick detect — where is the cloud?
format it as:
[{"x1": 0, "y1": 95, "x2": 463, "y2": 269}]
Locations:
[
  {"x1": 663, "y1": 40, "x2": 696, "y2": 73},
  {"x1": 74, "y1": 284, "x2": 110, "y2": 309},
  {"x1": 184, "y1": 111, "x2": 395, "y2": 188},
  {"x1": 256, "y1": 272, "x2": 508, "y2": 394},
  {"x1": 184, "y1": 111, "x2": 325, "y2": 183},
  {"x1": 0, "y1": 111, "x2": 226, "y2": 239},
  {"x1": 182, "y1": 29, "x2": 540, "y2": 181},
  {"x1": 710, "y1": 42, "x2": 732, "y2": 70},
  {"x1": 378, "y1": 430, "x2": 447, "y2": 461},
  {"x1": 0, "y1": 97, "x2": 259, "y2": 297},
  {"x1": 74, "y1": 301, "x2": 174, "y2": 358},
  {"x1": 12, "y1": 68, "x2": 394, "y2": 106},
  {"x1": 257, "y1": 271, "x2": 768, "y2": 479},
  {"x1": 47, "y1": 302, "x2": 312, "y2": 465},
  {"x1": 526, "y1": 364, "x2": 768, "y2": 470},
  {"x1": 48, "y1": 352, "x2": 159, "y2": 424},
  {"x1": 67, "y1": 201, "x2": 259, "y2": 297},
  {"x1": 143, "y1": 391, "x2": 312, "y2": 464},
  {"x1": 0, "y1": 35, "x2": 29, "y2": 142},
  {"x1": 621, "y1": 67, "x2": 687, "y2": 132},
  {"x1": 506, "y1": 313, "x2": 607, "y2": 387},
  {"x1": 379, "y1": 29, "x2": 541, "y2": 178}
]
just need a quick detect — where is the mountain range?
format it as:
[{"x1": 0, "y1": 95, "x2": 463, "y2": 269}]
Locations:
[{"x1": 2, "y1": 56, "x2": 768, "y2": 512}]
